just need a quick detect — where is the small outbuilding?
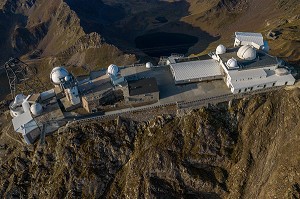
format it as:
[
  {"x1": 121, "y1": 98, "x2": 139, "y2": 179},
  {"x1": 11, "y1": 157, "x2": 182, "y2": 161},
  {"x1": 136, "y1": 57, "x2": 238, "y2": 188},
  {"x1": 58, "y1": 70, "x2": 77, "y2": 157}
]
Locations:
[{"x1": 124, "y1": 78, "x2": 159, "y2": 104}]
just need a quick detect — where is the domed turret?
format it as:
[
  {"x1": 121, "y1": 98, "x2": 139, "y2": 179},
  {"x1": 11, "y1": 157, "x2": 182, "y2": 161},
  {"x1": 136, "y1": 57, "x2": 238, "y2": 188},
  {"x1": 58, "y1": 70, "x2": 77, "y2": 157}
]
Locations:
[
  {"x1": 216, "y1": 44, "x2": 226, "y2": 55},
  {"x1": 64, "y1": 75, "x2": 71, "y2": 82},
  {"x1": 14, "y1": 94, "x2": 26, "y2": 105},
  {"x1": 227, "y1": 58, "x2": 238, "y2": 68},
  {"x1": 237, "y1": 45, "x2": 256, "y2": 60},
  {"x1": 50, "y1": 67, "x2": 69, "y2": 85},
  {"x1": 146, "y1": 62, "x2": 153, "y2": 69},
  {"x1": 107, "y1": 64, "x2": 119, "y2": 77},
  {"x1": 30, "y1": 103, "x2": 43, "y2": 116}
]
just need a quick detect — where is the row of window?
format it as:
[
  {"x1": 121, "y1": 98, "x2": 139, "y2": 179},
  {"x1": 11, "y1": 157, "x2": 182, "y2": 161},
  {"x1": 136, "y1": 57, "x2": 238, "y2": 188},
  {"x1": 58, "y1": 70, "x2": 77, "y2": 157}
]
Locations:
[{"x1": 237, "y1": 82, "x2": 288, "y2": 93}]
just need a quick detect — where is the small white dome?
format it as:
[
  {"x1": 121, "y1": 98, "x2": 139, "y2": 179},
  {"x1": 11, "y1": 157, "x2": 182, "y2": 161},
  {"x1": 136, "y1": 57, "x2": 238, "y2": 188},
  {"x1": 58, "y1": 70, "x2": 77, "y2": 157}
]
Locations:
[
  {"x1": 227, "y1": 58, "x2": 238, "y2": 68},
  {"x1": 237, "y1": 45, "x2": 256, "y2": 60},
  {"x1": 64, "y1": 75, "x2": 71, "y2": 82},
  {"x1": 107, "y1": 64, "x2": 119, "y2": 77},
  {"x1": 30, "y1": 103, "x2": 43, "y2": 116},
  {"x1": 146, "y1": 62, "x2": 153, "y2": 68},
  {"x1": 14, "y1": 94, "x2": 26, "y2": 105},
  {"x1": 216, "y1": 44, "x2": 226, "y2": 54},
  {"x1": 50, "y1": 67, "x2": 69, "y2": 85}
]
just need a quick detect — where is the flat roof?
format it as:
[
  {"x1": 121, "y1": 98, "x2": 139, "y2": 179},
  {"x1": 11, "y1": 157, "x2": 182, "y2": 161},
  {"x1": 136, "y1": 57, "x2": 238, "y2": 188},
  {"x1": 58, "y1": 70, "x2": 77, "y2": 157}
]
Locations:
[
  {"x1": 170, "y1": 59, "x2": 222, "y2": 82},
  {"x1": 79, "y1": 75, "x2": 111, "y2": 94},
  {"x1": 12, "y1": 111, "x2": 39, "y2": 134},
  {"x1": 219, "y1": 49, "x2": 278, "y2": 69},
  {"x1": 228, "y1": 68, "x2": 267, "y2": 80},
  {"x1": 128, "y1": 78, "x2": 159, "y2": 96},
  {"x1": 82, "y1": 81, "x2": 113, "y2": 101},
  {"x1": 235, "y1": 32, "x2": 264, "y2": 47}
]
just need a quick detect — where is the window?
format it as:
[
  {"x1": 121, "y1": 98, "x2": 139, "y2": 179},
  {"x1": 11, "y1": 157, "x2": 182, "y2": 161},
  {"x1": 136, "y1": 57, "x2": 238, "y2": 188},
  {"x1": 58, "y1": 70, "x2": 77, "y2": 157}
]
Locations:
[
  {"x1": 285, "y1": 82, "x2": 288, "y2": 85},
  {"x1": 238, "y1": 89, "x2": 241, "y2": 93},
  {"x1": 263, "y1": 85, "x2": 266, "y2": 88},
  {"x1": 272, "y1": 83, "x2": 275, "y2": 86}
]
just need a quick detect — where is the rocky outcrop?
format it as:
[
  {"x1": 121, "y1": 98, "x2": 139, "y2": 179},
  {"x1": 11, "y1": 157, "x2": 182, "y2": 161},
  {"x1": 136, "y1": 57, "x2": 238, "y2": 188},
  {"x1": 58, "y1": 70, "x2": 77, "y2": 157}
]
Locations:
[{"x1": 1, "y1": 88, "x2": 300, "y2": 198}]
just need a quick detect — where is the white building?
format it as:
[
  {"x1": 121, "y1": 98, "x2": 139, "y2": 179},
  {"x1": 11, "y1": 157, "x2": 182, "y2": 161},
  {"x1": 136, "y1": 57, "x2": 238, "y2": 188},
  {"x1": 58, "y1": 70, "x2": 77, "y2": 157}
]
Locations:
[
  {"x1": 50, "y1": 67, "x2": 81, "y2": 105},
  {"x1": 167, "y1": 32, "x2": 295, "y2": 94},
  {"x1": 106, "y1": 64, "x2": 126, "y2": 86}
]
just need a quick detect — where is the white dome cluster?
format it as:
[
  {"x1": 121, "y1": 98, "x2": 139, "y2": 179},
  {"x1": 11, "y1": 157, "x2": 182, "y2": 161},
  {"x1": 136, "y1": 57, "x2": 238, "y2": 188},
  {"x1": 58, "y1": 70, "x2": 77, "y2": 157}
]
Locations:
[
  {"x1": 216, "y1": 44, "x2": 226, "y2": 55},
  {"x1": 237, "y1": 45, "x2": 256, "y2": 60},
  {"x1": 107, "y1": 64, "x2": 119, "y2": 77},
  {"x1": 50, "y1": 67, "x2": 69, "y2": 85}
]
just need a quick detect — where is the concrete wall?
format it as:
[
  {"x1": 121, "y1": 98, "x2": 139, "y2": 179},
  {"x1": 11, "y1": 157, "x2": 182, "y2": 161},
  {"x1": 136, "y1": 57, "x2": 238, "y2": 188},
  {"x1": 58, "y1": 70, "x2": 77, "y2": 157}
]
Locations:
[
  {"x1": 174, "y1": 75, "x2": 223, "y2": 85},
  {"x1": 125, "y1": 91, "x2": 159, "y2": 104},
  {"x1": 82, "y1": 89, "x2": 123, "y2": 113},
  {"x1": 231, "y1": 80, "x2": 294, "y2": 94}
]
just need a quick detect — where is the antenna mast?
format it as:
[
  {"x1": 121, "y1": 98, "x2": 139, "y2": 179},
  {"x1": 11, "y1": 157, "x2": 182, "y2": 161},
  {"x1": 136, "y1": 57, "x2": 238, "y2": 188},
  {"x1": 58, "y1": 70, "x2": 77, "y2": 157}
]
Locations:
[{"x1": 4, "y1": 58, "x2": 46, "y2": 98}]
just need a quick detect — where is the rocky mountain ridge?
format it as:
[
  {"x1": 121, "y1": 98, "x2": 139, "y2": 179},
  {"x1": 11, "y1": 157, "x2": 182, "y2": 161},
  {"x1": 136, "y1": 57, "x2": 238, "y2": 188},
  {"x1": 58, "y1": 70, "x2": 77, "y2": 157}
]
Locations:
[{"x1": 1, "y1": 87, "x2": 300, "y2": 198}]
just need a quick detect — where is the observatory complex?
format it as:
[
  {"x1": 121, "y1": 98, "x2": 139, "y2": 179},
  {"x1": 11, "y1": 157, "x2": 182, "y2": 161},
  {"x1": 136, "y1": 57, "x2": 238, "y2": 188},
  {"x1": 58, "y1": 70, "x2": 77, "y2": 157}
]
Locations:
[
  {"x1": 8, "y1": 32, "x2": 296, "y2": 144},
  {"x1": 169, "y1": 32, "x2": 295, "y2": 93}
]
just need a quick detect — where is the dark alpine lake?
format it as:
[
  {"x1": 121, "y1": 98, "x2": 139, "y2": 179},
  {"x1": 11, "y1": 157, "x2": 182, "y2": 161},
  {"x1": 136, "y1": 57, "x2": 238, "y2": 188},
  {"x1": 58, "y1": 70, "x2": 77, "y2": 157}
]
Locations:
[{"x1": 135, "y1": 32, "x2": 198, "y2": 57}]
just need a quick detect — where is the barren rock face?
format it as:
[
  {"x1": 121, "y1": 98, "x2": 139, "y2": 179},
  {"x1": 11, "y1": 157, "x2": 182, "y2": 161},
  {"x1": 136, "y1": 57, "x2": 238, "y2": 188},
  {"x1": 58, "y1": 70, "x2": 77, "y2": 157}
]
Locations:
[{"x1": 1, "y1": 89, "x2": 300, "y2": 198}]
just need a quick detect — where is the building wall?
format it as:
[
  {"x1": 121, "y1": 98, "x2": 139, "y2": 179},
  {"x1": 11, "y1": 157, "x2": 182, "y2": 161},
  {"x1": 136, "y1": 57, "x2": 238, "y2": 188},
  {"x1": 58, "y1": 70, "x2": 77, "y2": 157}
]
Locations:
[
  {"x1": 82, "y1": 89, "x2": 123, "y2": 113},
  {"x1": 82, "y1": 96, "x2": 93, "y2": 112},
  {"x1": 125, "y1": 91, "x2": 159, "y2": 104},
  {"x1": 174, "y1": 75, "x2": 223, "y2": 85},
  {"x1": 231, "y1": 79, "x2": 294, "y2": 94}
]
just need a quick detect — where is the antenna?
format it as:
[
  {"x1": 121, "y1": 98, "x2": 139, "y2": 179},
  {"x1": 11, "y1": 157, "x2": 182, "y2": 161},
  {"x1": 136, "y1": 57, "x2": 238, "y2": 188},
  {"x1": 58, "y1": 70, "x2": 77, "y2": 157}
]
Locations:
[{"x1": 4, "y1": 58, "x2": 46, "y2": 98}]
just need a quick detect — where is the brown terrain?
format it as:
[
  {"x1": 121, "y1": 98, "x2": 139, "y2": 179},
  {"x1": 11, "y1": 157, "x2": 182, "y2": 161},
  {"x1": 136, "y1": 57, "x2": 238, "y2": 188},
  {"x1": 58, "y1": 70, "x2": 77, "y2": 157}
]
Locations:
[{"x1": 0, "y1": 0, "x2": 300, "y2": 198}]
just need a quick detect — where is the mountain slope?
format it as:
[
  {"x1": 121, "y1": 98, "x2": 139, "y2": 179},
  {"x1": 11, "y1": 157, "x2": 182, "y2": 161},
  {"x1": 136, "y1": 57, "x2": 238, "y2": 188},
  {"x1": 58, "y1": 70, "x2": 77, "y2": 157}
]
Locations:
[
  {"x1": 0, "y1": 87, "x2": 300, "y2": 198},
  {"x1": 0, "y1": 0, "x2": 136, "y2": 75}
]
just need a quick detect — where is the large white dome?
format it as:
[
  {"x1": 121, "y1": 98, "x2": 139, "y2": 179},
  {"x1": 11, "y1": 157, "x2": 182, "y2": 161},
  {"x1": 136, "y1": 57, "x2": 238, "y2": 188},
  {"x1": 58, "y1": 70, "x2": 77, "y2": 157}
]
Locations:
[
  {"x1": 227, "y1": 58, "x2": 238, "y2": 68},
  {"x1": 50, "y1": 67, "x2": 69, "y2": 85},
  {"x1": 237, "y1": 45, "x2": 256, "y2": 60},
  {"x1": 107, "y1": 64, "x2": 119, "y2": 77},
  {"x1": 216, "y1": 44, "x2": 226, "y2": 55},
  {"x1": 30, "y1": 103, "x2": 43, "y2": 116}
]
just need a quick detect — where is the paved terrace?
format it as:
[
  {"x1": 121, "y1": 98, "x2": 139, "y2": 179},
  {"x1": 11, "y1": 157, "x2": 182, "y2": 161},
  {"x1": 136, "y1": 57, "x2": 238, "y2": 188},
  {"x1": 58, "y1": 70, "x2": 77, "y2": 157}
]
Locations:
[
  {"x1": 120, "y1": 65, "x2": 231, "y2": 104},
  {"x1": 66, "y1": 65, "x2": 288, "y2": 123}
]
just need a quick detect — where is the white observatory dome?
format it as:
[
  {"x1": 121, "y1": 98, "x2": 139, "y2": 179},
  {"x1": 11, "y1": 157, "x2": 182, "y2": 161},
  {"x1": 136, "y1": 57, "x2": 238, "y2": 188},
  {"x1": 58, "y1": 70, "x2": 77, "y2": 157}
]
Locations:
[
  {"x1": 146, "y1": 62, "x2": 153, "y2": 69},
  {"x1": 107, "y1": 64, "x2": 119, "y2": 77},
  {"x1": 64, "y1": 75, "x2": 71, "y2": 82},
  {"x1": 227, "y1": 58, "x2": 238, "y2": 68},
  {"x1": 237, "y1": 45, "x2": 256, "y2": 60},
  {"x1": 50, "y1": 67, "x2": 69, "y2": 85},
  {"x1": 14, "y1": 94, "x2": 26, "y2": 105},
  {"x1": 30, "y1": 103, "x2": 43, "y2": 116},
  {"x1": 216, "y1": 44, "x2": 226, "y2": 55}
]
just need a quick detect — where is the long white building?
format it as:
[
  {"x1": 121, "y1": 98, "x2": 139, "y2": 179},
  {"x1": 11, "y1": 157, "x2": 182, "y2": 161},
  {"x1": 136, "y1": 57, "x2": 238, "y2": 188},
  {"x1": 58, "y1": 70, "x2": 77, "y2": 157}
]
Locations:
[{"x1": 168, "y1": 32, "x2": 295, "y2": 94}]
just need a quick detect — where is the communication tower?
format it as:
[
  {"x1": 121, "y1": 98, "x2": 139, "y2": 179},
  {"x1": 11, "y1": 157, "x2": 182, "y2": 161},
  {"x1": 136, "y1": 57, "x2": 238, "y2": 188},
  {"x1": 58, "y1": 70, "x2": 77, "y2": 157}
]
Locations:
[{"x1": 4, "y1": 58, "x2": 46, "y2": 98}]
